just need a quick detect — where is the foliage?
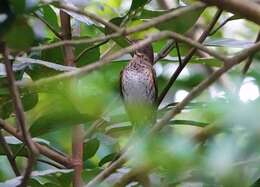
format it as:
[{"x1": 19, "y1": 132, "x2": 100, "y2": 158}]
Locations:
[{"x1": 0, "y1": 0, "x2": 259, "y2": 186}]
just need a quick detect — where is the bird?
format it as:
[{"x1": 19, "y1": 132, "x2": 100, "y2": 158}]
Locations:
[{"x1": 120, "y1": 42, "x2": 157, "y2": 128}]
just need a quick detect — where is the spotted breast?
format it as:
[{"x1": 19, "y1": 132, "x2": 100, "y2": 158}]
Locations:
[{"x1": 120, "y1": 44, "x2": 157, "y2": 126}]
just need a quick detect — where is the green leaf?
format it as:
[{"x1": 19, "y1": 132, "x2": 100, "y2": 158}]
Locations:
[
  {"x1": 40, "y1": 4, "x2": 59, "y2": 32},
  {"x1": 105, "y1": 123, "x2": 132, "y2": 136},
  {"x1": 98, "y1": 153, "x2": 117, "y2": 166},
  {"x1": 21, "y1": 90, "x2": 39, "y2": 112},
  {"x1": 0, "y1": 99, "x2": 13, "y2": 119},
  {"x1": 139, "y1": 6, "x2": 205, "y2": 33},
  {"x1": 75, "y1": 43, "x2": 101, "y2": 67},
  {"x1": 82, "y1": 168, "x2": 102, "y2": 183},
  {"x1": 129, "y1": 0, "x2": 149, "y2": 12},
  {"x1": 96, "y1": 133, "x2": 119, "y2": 159},
  {"x1": 83, "y1": 138, "x2": 100, "y2": 160},
  {"x1": 28, "y1": 93, "x2": 90, "y2": 136},
  {"x1": 28, "y1": 45, "x2": 64, "y2": 80},
  {"x1": 0, "y1": 88, "x2": 38, "y2": 119},
  {"x1": 27, "y1": 62, "x2": 121, "y2": 136},
  {"x1": 104, "y1": 17, "x2": 130, "y2": 48},
  {"x1": 4, "y1": 17, "x2": 35, "y2": 50},
  {"x1": 41, "y1": 44, "x2": 64, "y2": 64}
]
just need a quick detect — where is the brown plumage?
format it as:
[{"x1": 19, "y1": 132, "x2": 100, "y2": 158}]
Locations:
[{"x1": 120, "y1": 43, "x2": 157, "y2": 126}]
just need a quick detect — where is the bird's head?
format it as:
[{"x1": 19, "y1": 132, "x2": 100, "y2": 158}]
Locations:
[
  {"x1": 135, "y1": 43, "x2": 154, "y2": 64},
  {"x1": 130, "y1": 39, "x2": 154, "y2": 64}
]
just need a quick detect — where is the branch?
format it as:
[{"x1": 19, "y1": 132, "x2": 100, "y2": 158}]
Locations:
[
  {"x1": 0, "y1": 119, "x2": 72, "y2": 168},
  {"x1": 84, "y1": 119, "x2": 105, "y2": 139},
  {"x1": 199, "y1": 0, "x2": 260, "y2": 25},
  {"x1": 209, "y1": 15, "x2": 238, "y2": 36},
  {"x1": 114, "y1": 165, "x2": 152, "y2": 187},
  {"x1": 154, "y1": 39, "x2": 175, "y2": 63},
  {"x1": 37, "y1": 158, "x2": 65, "y2": 169},
  {"x1": 60, "y1": 10, "x2": 74, "y2": 66},
  {"x1": 30, "y1": 2, "x2": 205, "y2": 51},
  {"x1": 0, "y1": 129, "x2": 21, "y2": 176},
  {"x1": 242, "y1": 31, "x2": 260, "y2": 75},
  {"x1": 86, "y1": 37, "x2": 260, "y2": 187},
  {"x1": 21, "y1": 31, "x2": 227, "y2": 90},
  {"x1": 151, "y1": 41, "x2": 260, "y2": 134},
  {"x1": 75, "y1": 40, "x2": 109, "y2": 62},
  {"x1": 60, "y1": 10, "x2": 84, "y2": 187},
  {"x1": 86, "y1": 153, "x2": 128, "y2": 187},
  {"x1": 156, "y1": 9, "x2": 223, "y2": 105},
  {"x1": 0, "y1": 43, "x2": 39, "y2": 187}
]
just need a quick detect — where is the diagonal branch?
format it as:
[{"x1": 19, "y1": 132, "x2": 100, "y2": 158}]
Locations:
[
  {"x1": 156, "y1": 9, "x2": 223, "y2": 106},
  {"x1": 0, "y1": 43, "x2": 39, "y2": 187},
  {"x1": 154, "y1": 39, "x2": 176, "y2": 63},
  {"x1": 152, "y1": 41, "x2": 260, "y2": 134},
  {"x1": 30, "y1": 2, "x2": 205, "y2": 51},
  {"x1": 242, "y1": 31, "x2": 260, "y2": 75},
  {"x1": 75, "y1": 40, "x2": 109, "y2": 62},
  {"x1": 107, "y1": 40, "x2": 260, "y2": 187},
  {"x1": 21, "y1": 30, "x2": 227, "y2": 90}
]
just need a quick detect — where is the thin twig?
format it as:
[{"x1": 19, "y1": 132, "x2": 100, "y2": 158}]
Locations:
[
  {"x1": 0, "y1": 129, "x2": 21, "y2": 176},
  {"x1": 84, "y1": 119, "x2": 105, "y2": 140},
  {"x1": 156, "y1": 9, "x2": 223, "y2": 106},
  {"x1": 209, "y1": 15, "x2": 238, "y2": 36},
  {"x1": 0, "y1": 43, "x2": 39, "y2": 187},
  {"x1": 86, "y1": 152, "x2": 128, "y2": 187},
  {"x1": 154, "y1": 39, "x2": 175, "y2": 63},
  {"x1": 75, "y1": 40, "x2": 109, "y2": 62},
  {"x1": 175, "y1": 41, "x2": 182, "y2": 65},
  {"x1": 37, "y1": 158, "x2": 65, "y2": 169},
  {"x1": 242, "y1": 31, "x2": 260, "y2": 75}
]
